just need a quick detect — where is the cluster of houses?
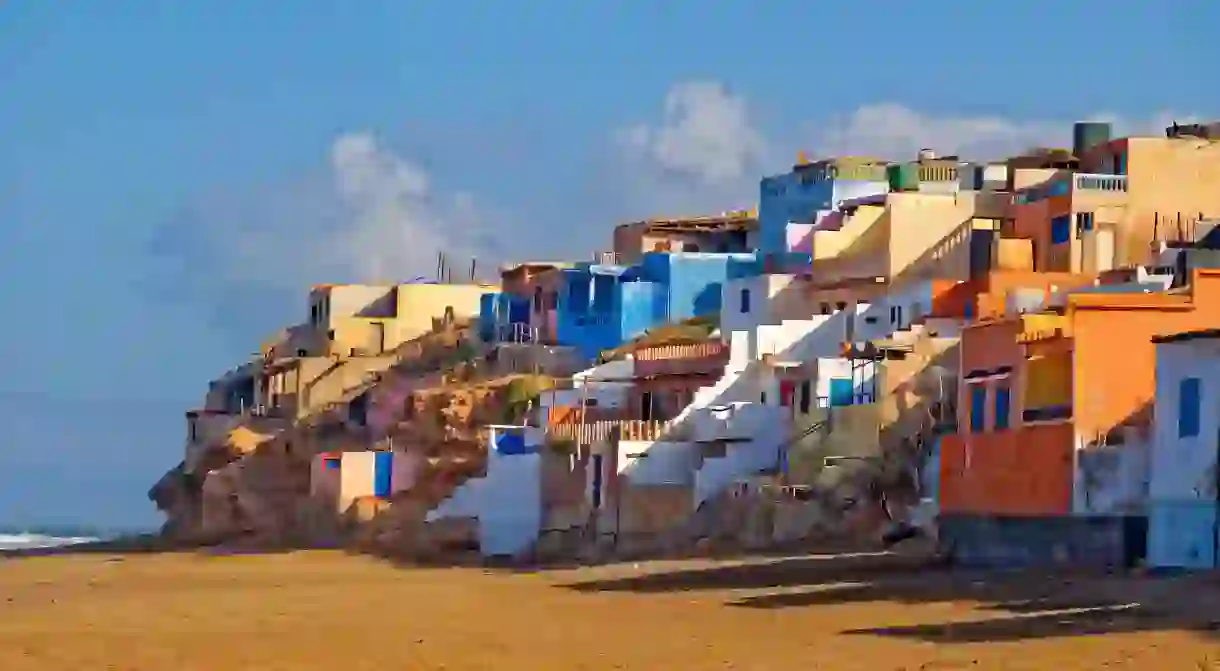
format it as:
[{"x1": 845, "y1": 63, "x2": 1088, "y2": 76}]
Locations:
[{"x1": 157, "y1": 119, "x2": 1220, "y2": 569}]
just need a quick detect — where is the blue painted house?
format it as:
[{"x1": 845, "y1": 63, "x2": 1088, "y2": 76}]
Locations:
[
  {"x1": 758, "y1": 157, "x2": 889, "y2": 269},
  {"x1": 555, "y1": 252, "x2": 760, "y2": 360}
]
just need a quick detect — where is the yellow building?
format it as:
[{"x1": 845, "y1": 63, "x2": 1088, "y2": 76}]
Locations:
[{"x1": 303, "y1": 282, "x2": 496, "y2": 357}]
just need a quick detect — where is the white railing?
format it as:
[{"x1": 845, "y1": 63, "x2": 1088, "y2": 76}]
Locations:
[{"x1": 1073, "y1": 173, "x2": 1128, "y2": 193}]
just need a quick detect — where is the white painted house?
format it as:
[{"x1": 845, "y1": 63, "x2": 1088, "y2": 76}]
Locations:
[{"x1": 1147, "y1": 329, "x2": 1220, "y2": 569}]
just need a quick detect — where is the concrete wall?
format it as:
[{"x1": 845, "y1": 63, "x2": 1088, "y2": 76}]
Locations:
[
  {"x1": 1073, "y1": 428, "x2": 1151, "y2": 516},
  {"x1": 614, "y1": 440, "x2": 698, "y2": 485},
  {"x1": 1148, "y1": 500, "x2": 1218, "y2": 569},
  {"x1": 940, "y1": 514, "x2": 1146, "y2": 569}
]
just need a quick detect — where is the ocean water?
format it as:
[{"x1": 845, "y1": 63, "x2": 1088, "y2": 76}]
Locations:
[
  {"x1": 0, "y1": 533, "x2": 100, "y2": 551},
  {"x1": 0, "y1": 524, "x2": 150, "y2": 552}
]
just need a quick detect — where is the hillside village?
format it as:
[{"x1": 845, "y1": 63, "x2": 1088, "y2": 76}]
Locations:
[{"x1": 149, "y1": 120, "x2": 1220, "y2": 570}]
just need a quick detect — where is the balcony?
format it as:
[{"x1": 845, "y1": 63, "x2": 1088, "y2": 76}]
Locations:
[
  {"x1": 632, "y1": 341, "x2": 729, "y2": 377},
  {"x1": 546, "y1": 419, "x2": 687, "y2": 444}
]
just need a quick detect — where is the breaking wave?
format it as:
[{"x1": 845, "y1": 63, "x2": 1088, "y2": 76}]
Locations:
[{"x1": 0, "y1": 533, "x2": 100, "y2": 551}]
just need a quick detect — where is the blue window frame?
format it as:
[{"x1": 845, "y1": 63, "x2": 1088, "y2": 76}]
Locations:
[
  {"x1": 994, "y1": 383, "x2": 1011, "y2": 431},
  {"x1": 1050, "y1": 215, "x2": 1072, "y2": 244},
  {"x1": 970, "y1": 384, "x2": 987, "y2": 433},
  {"x1": 1179, "y1": 377, "x2": 1202, "y2": 438}
]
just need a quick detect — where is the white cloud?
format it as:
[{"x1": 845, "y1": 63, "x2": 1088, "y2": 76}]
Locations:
[
  {"x1": 326, "y1": 132, "x2": 486, "y2": 284},
  {"x1": 610, "y1": 80, "x2": 1201, "y2": 223},
  {"x1": 810, "y1": 104, "x2": 1198, "y2": 161},
  {"x1": 620, "y1": 80, "x2": 1200, "y2": 193},
  {"x1": 616, "y1": 81, "x2": 767, "y2": 185},
  {"x1": 811, "y1": 104, "x2": 1063, "y2": 161},
  {"x1": 172, "y1": 131, "x2": 493, "y2": 295}
]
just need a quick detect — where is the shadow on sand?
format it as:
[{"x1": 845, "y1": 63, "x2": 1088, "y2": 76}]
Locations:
[{"x1": 562, "y1": 551, "x2": 1220, "y2": 644}]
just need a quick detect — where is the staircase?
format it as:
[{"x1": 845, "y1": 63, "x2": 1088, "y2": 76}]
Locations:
[
  {"x1": 358, "y1": 450, "x2": 486, "y2": 560},
  {"x1": 667, "y1": 315, "x2": 847, "y2": 507}
]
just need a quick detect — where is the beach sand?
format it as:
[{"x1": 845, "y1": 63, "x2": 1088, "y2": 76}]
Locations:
[{"x1": 2, "y1": 549, "x2": 1220, "y2": 670}]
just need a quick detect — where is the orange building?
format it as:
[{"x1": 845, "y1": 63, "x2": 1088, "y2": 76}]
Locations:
[{"x1": 941, "y1": 268, "x2": 1220, "y2": 518}]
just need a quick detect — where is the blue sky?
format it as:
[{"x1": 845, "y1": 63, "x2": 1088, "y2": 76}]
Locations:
[{"x1": 1, "y1": 1, "x2": 1216, "y2": 527}]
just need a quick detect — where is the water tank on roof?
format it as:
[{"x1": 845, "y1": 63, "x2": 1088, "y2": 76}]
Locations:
[
  {"x1": 1073, "y1": 122, "x2": 1111, "y2": 157},
  {"x1": 918, "y1": 148, "x2": 937, "y2": 161}
]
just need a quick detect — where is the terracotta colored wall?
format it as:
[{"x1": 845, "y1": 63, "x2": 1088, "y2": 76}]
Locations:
[{"x1": 940, "y1": 422, "x2": 1074, "y2": 515}]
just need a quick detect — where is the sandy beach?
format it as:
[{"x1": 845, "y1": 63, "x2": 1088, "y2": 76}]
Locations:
[{"x1": 2, "y1": 549, "x2": 1220, "y2": 670}]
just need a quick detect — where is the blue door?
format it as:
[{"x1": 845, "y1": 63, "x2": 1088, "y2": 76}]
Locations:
[
  {"x1": 829, "y1": 378, "x2": 854, "y2": 407},
  {"x1": 372, "y1": 451, "x2": 393, "y2": 498}
]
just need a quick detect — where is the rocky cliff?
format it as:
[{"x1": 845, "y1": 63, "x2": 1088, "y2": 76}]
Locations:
[{"x1": 148, "y1": 314, "x2": 556, "y2": 554}]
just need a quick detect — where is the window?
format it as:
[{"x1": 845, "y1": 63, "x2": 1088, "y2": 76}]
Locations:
[
  {"x1": 1115, "y1": 150, "x2": 1128, "y2": 175},
  {"x1": 994, "y1": 383, "x2": 1011, "y2": 431},
  {"x1": 739, "y1": 288, "x2": 751, "y2": 314},
  {"x1": 1076, "y1": 212, "x2": 1095, "y2": 233},
  {"x1": 188, "y1": 418, "x2": 197, "y2": 442},
  {"x1": 820, "y1": 303, "x2": 831, "y2": 315},
  {"x1": 829, "y1": 378, "x2": 853, "y2": 407},
  {"x1": 1050, "y1": 215, "x2": 1072, "y2": 244},
  {"x1": 760, "y1": 390, "x2": 767, "y2": 404},
  {"x1": 310, "y1": 304, "x2": 320, "y2": 325},
  {"x1": 969, "y1": 384, "x2": 987, "y2": 433},
  {"x1": 836, "y1": 301, "x2": 847, "y2": 311},
  {"x1": 591, "y1": 454, "x2": 604, "y2": 509},
  {"x1": 533, "y1": 287, "x2": 543, "y2": 312},
  {"x1": 1179, "y1": 377, "x2": 1202, "y2": 438},
  {"x1": 799, "y1": 380, "x2": 812, "y2": 413}
]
